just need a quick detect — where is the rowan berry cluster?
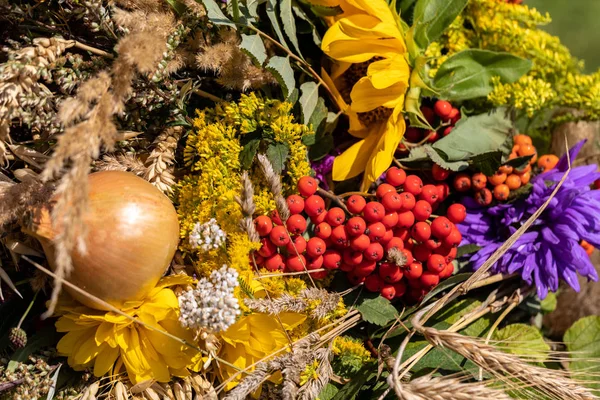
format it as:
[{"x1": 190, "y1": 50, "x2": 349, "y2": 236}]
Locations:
[
  {"x1": 398, "y1": 100, "x2": 461, "y2": 153},
  {"x1": 252, "y1": 170, "x2": 465, "y2": 302}
]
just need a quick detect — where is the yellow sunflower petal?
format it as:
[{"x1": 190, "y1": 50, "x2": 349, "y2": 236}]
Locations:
[
  {"x1": 332, "y1": 129, "x2": 381, "y2": 181},
  {"x1": 346, "y1": 0, "x2": 401, "y2": 28},
  {"x1": 93, "y1": 344, "x2": 120, "y2": 377},
  {"x1": 57, "y1": 328, "x2": 92, "y2": 356},
  {"x1": 95, "y1": 321, "x2": 116, "y2": 346},
  {"x1": 367, "y1": 56, "x2": 410, "y2": 90},
  {"x1": 350, "y1": 78, "x2": 406, "y2": 112},
  {"x1": 73, "y1": 335, "x2": 102, "y2": 365}
]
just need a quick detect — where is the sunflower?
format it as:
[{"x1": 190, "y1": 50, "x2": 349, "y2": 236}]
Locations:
[
  {"x1": 54, "y1": 275, "x2": 204, "y2": 384},
  {"x1": 321, "y1": 0, "x2": 410, "y2": 191}
]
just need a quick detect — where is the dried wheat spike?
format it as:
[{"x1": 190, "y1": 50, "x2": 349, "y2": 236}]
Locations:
[
  {"x1": 257, "y1": 153, "x2": 290, "y2": 221},
  {"x1": 143, "y1": 126, "x2": 182, "y2": 194},
  {"x1": 395, "y1": 375, "x2": 512, "y2": 400}
]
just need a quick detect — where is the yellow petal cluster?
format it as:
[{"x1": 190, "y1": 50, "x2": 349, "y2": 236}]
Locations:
[
  {"x1": 54, "y1": 275, "x2": 204, "y2": 385},
  {"x1": 321, "y1": 0, "x2": 410, "y2": 191}
]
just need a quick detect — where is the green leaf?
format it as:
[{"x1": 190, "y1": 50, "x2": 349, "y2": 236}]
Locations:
[
  {"x1": 401, "y1": 340, "x2": 478, "y2": 374},
  {"x1": 309, "y1": 3, "x2": 343, "y2": 17},
  {"x1": 299, "y1": 82, "x2": 320, "y2": 124},
  {"x1": 504, "y1": 154, "x2": 533, "y2": 171},
  {"x1": 432, "y1": 108, "x2": 513, "y2": 161},
  {"x1": 356, "y1": 294, "x2": 398, "y2": 326},
  {"x1": 331, "y1": 363, "x2": 374, "y2": 400},
  {"x1": 165, "y1": 0, "x2": 187, "y2": 15},
  {"x1": 493, "y1": 323, "x2": 550, "y2": 363},
  {"x1": 412, "y1": 0, "x2": 468, "y2": 49},
  {"x1": 319, "y1": 383, "x2": 340, "y2": 400},
  {"x1": 194, "y1": 0, "x2": 236, "y2": 28},
  {"x1": 240, "y1": 34, "x2": 267, "y2": 66},
  {"x1": 539, "y1": 292, "x2": 557, "y2": 314},
  {"x1": 469, "y1": 150, "x2": 503, "y2": 176},
  {"x1": 239, "y1": 139, "x2": 261, "y2": 169},
  {"x1": 308, "y1": 97, "x2": 328, "y2": 134},
  {"x1": 266, "y1": 142, "x2": 290, "y2": 174},
  {"x1": 308, "y1": 134, "x2": 334, "y2": 161},
  {"x1": 433, "y1": 50, "x2": 532, "y2": 101},
  {"x1": 301, "y1": 134, "x2": 316, "y2": 146},
  {"x1": 457, "y1": 244, "x2": 481, "y2": 257},
  {"x1": 281, "y1": 0, "x2": 303, "y2": 57},
  {"x1": 425, "y1": 146, "x2": 469, "y2": 171},
  {"x1": 266, "y1": 0, "x2": 289, "y2": 50},
  {"x1": 292, "y1": 2, "x2": 322, "y2": 46},
  {"x1": 564, "y1": 316, "x2": 600, "y2": 394},
  {"x1": 265, "y1": 56, "x2": 296, "y2": 99}
]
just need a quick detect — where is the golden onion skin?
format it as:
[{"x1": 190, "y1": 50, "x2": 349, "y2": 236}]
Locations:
[{"x1": 30, "y1": 171, "x2": 179, "y2": 310}]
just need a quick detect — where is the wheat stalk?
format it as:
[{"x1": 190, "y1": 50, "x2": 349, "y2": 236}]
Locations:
[
  {"x1": 143, "y1": 126, "x2": 182, "y2": 195},
  {"x1": 235, "y1": 171, "x2": 260, "y2": 242},
  {"x1": 257, "y1": 153, "x2": 290, "y2": 221},
  {"x1": 395, "y1": 375, "x2": 512, "y2": 400}
]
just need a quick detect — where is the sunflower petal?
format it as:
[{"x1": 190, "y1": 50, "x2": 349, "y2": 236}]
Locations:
[
  {"x1": 350, "y1": 78, "x2": 406, "y2": 112},
  {"x1": 332, "y1": 129, "x2": 381, "y2": 181},
  {"x1": 367, "y1": 56, "x2": 410, "y2": 90},
  {"x1": 93, "y1": 344, "x2": 120, "y2": 377}
]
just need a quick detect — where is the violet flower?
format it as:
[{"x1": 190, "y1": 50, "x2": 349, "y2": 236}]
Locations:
[
  {"x1": 311, "y1": 154, "x2": 335, "y2": 190},
  {"x1": 459, "y1": 141, "x2": 600, "y2": 298}
]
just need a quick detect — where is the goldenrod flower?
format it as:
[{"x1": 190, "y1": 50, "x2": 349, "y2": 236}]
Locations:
[
  {"x1": 321, "y1": 0, "x2": 410, "y2": 191},
  {"x1": 54, "y1": 275, "x2": 204, "y2": 384}
]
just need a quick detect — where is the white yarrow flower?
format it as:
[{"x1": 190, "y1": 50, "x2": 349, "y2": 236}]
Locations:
[
  {"x1": 178, "y1": 265, "x2": 241, "y2": 333},
  {"x1": 189, "y1": 218, "x2": 227, "y2": 252}
]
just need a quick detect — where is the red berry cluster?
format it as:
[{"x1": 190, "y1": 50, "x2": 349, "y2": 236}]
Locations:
[
  {"x1": 251, "y1": 170, "x2": 466, "y2": 302},
  {"x1": 398, "y1": 100, "x2": 461, "y2": 154}
]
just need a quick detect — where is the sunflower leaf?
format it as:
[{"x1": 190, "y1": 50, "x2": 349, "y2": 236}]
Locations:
[
  {"x1": 240, "y1": 34, "x2": 267, "y2": 67},
  {"x1": 564, "y1": 316, "x2": 600, "y2": 394},
  {"x1": 194, "y1": 0, "x2": 236, "y2": 28},
  {"x1": 265, "y1": 56, "x2": 296, "y2": 99},
  {"x1": 412, "y1": 0, "x2": 468, "y2": 48},
  {"x1": 433, "y1": 49, "x2": 532, "y2": 101},
  {"x1": 299, "y1": 81, "x2": 320, "y2": 123}
]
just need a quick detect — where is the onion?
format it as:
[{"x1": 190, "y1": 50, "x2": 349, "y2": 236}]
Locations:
[{"x1": 27, "y1": 171, "x2": 179, "y2": 310}]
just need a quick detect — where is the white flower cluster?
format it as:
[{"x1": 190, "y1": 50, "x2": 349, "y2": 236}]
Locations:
[
  {"x1": 189, "y1": 218, "x2": 226, "y2": 252},
  {"x1": 178, "y1": 265, "x2": 241, "y2": 333}
]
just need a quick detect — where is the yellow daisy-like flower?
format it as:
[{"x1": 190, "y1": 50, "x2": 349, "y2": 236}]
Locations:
[
  {"x1": 321, "y1": 0, "x2": 410, "y2": 191},
  {"x1": 54, "y1": 275, "x2": 204, "y2": 385}
]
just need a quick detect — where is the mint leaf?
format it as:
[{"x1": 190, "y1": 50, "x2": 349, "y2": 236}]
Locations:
[
  {"x1": 265, "y1": 56, "x2": 296, "y2": 99},
  {"x1": 240, "y1": 34, "x2": 267, "y2": 66}
]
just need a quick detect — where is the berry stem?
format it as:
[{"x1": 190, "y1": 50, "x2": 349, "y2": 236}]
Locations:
[
  {"x1": 316, "y1": 188, "x2": 351, "y2": 214},
  {"x1": 16, "y1": 290, "x2": 38, "y2": 329}
]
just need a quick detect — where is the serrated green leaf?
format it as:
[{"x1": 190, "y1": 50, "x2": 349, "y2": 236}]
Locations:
[
  {"x1": 564, "y1": 316, "x2": 600, "y2": 394},
  {"x1": 539, "y1": 292, "x2": 557, "y2": 314},
  {"x1": 266, "y1": 0, "x2": 289, "y2": 49},
  {"x1": 299, "y1": 82, "x2": 320, "y2": 123},
  {"x1": 281, "y1": 0, "x2": 303, "y2": 57},
  {"x1": 331, "y1": 363, "x2": 374, "y2": 400},
  {"x1": 425, "y1": 146, "x2": 469, "y2": 171},
  {"x1": 504, "y1": 154, "x2": 533, "y2": 170},
  {"x1": 266, "y1": 142, "x2": 290, "y2": 174},
  {"x1": 356, "y1": 294, "x2": 398, "y2": 326},
  {"x1": 493, "y1": 323, "x2": 550, "y2": 363},
  {"x1": 457, "y1": 244, "x2": 481, "y2": 257},
  {"x1": 194, "y1": 0, "x2": 236, "y2": 28},
  {"x1": 308, "y1": 97, "x2": 328, "y2": 134},
  {"x1": 165, "y1": 0, "x2": 187, "y2": 15},
  {"x1": 434, "y1": 49, "x2": 532, "y2": 101},
  {"x1": 470, "y1": 151, "x2": 503, "y2": 176},
  {"x1": 240, "y1": 34, "x2": 267, "y2": 66},
  {"x1": 239, "y1": 139, "x2": 261, "y2": 169},
  {"x1": 432, "y1": 108, "x2": 513, "y2": 161},
  {"x1": 412, "y1": 0, "x2": 468, "y2": 49},
  {"x1": 292, "y1": 1, "x2": 322, "y2": 46},
  {"x1": 319, "y1": 383, "x2": 340, "y2": 400},
  {"x1": 265, "y1": 56, "x2": 296, "y2": 99}
]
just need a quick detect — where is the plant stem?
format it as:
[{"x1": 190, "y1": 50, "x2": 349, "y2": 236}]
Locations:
[
  {"x1": 16, "y1": 290, "x2": 38, "y2": 329},
  {"x1": 317, "y1": 188, "x2": 351, "y2": 214},
  {"x1": 231, "y1": 0, "x2": 240, "y2": 23}
]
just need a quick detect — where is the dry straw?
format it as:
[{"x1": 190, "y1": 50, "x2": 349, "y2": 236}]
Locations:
[
  {"x1": 394, "y1": 375, "x2": 512, "y2": 400},
  {"x1": 236, "y1": 171, "x2": 260, "y2": 242},
  {"x1": 257, "y1": 153, "x2": 290, "y2": 221},
  {"x1": 143, "y1": 126, "x2": 182, "y2": 194}
]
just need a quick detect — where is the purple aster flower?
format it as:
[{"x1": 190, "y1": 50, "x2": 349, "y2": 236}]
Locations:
[
  {"x1": 459, "y1": 140, "x2": 600, "y2": 298},
  {"x1": 311, "y1": 154, "x2": 336, "y2": 190}
]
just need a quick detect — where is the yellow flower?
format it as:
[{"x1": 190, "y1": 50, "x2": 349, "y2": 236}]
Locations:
[
  {"x1": 54, "y1": 275, "x2": 204, "y2": 385},
  {"x1": 321, "y1": 0, "x2": 410, "y2": 191}
]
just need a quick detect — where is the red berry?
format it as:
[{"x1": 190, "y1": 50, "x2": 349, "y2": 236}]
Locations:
[
  {"x1": 365, "y1": 274, "x2": 384, "y2": 292},
  {"x1": 400, "y1": 249, "x2": 414, "y2": 265},
  {"x1": 435, "y1": 183, "x2": 450, "y2": 201},
  {"x1": 421, "y1": 106, "x2": 436, "y2": 124},
  {"x1": 447, "y1": 204, "x2": 467, "y2": 224},
  {"x1": 286, "y1": 214, "x2": 307, "y2": 235},
  {"x1": 298, "y1": 176, "x2": 318, "y2": 197},
  {"x1": 443, "y1": 126, "x2": 453, "y2": 136},
  {"x1": 343, "y1": 249, "x2": 363, "y2": 266},
  {"x1": 382, "y1": 212, "x2": 399, "y2": 229},
  {"x1": 404, "y1": 127, "x2": 423, "y2": 143},
  {"x1": 271, "y1": 209, "x2": 283, "y2": 225},
  {"x1": 413, "y1": 200, "x2": 432, "y2": 221},
  {"x1": 323, "y1": 250, "x2": 342, "y2": 269},
  {"x1": 412, "y1": 243, "x2": 432, "y2": 262},
  {"x1": 350, "y1": 234, "x2": 370, "y2": 251},
  {"x1": 347, "y1": 272, "x2": 366, "y2": 285},
  {"x1": 340, "y1": 262, "x2": 355, "y2": 272},
  {"x1": 376, "y1": 183, "x2": 396, "y2": 199},
  {"x1": 307, "y1": 255, "x2": 324, "y2": 269},
  {"x1": 346, "y1": 195, "x2": 367, "y2": 214},
  {"x1": 405, "y1": 262, "x2": 423, "y2": 279},
  {"x1": 363, "y1": 202, "x2": 385, "y2": 222},
  {"x1": 315, "y1": 222, "x2": 332, "y2": 239},
  {"x1": 286, "y1": 195, "x2": 305, "y2": 214},
  {"x1": 251, "y1": 254, "x2": 265, "y2": 267},
  {"x1": 431, "y1": 164, "x2": 450, "y2": 181},
  {"x1": 448, "y1": 108, "x2": 461, "y2": 124},
  {"x1": 393, "y1": 281, "x2": 407, "y2": 298},
  {"x1": 346, "y1": 216, "x2": 367, "y2": 236},
  {"x1": 381, "y1": 192, "x2": 403, "y2": 212},
  {"x1": 367, "y1": 222, "x2": 386, "y2": 242},
  {"x1": 355, "y1": 260, "x2": 377, "y2": 277},
  {"x1": 312, "y1": 210, "x2": 328, "y2": 224},
  {"x1": 439, "y1": 262, "x2": 454, "y2": 279},
  {"x1": 424, "y1": 237, "x2": 442, "y2": 250},
  {"x1": 381, "y1": 229, "x2": 394, "y2": 244},
  {"x1": 431, "y1": 216, "x2": 453, "y2": 238},
  {"x1": 307, "y1": 237, "x2": 327, "y2": 258},
  {"x1": 399, "y1": 192, "x2": 416, "y2": 211},
  {"x1": 258, "y1": 238, "x2": 277, "y2": 257},
  {"x1": 394, "y1": 227, "x2": 410, "y2": 241},
  {"x1": 396, "y1": 211, "x2": 415, "y2": 228},
  {"x1": 264, "y1": 254, "x2": 285, "y2": 271},
  {"x1": 434, "y1": 100, "x2": 452, "y2": 119},
  {"x1": 305, "y1": 195, "x2": 325, "y2": 217},
  {"x1": 379, "y1": 262, "x2": 403, "y2": 283},
  {"x1": 286, "y1": 254, "x2": 307, "y2": 272},
  {"x1": 380, "y1": 285, "x2": 396, "y2": 300},
  {"x1": 254, "y1": 215, "x2": 273, "y2": 237},
  {"x1": 453, "y1": 173, "x2": 472, "y2": 192},
  {"x1": 474, "y1": 188, "x2": 493, "y2": 206},
  {"x1": 420, "y1": 271, "x2": 440, "y2": 288},
  {"x1": 270, "y1": 225, "x2": 290, "y2": 246},
  {"x1": 325, "y1": 207, "x2": 346, "y2": 227},
  {"x1": 286, "y1": 235, "x2": 307, "y2": 254},
  {"x1": 331, "y1": 225, "x2": 349, "y2": 248},
  {"x1": 386, "y1": 167, "x2": 407, "y2": 186},
  {"x1": 427, "y1": 254, "x2": 446, "y2": 273},
  {"x1": 444, "y1": 247, "x2": 458, "y2": 263},
  {"x1": 386, "y1": 237, "x2": 404, "y2": 252},
  {"x1": 364, "y1": 242, "x2": 384, "y2": 261},
  {"x1": 426, "y1": 130, "x2": 439, "y2": 143},
  {"x1": 403, "y1": 175, "x2": 423, "y2": 196},
  {"x1": 419, "y1": 184, "x2": 439, "y2": 204},
  {"x1": 442, "y1": 228, "x2": 462, "y2": 247}
]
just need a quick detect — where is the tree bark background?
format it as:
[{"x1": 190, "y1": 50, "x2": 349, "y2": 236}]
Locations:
[{"x1": 543, "y1": 115, "x2": 600, "y2": 337}]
